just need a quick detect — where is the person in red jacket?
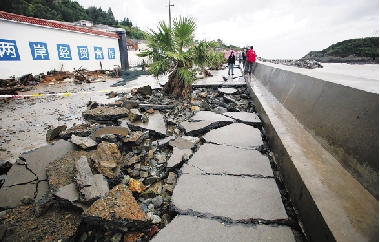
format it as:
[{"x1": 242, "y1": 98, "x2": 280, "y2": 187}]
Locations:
[{"x1": 244, "y1": 46, "x2": 256, "y2": 75}]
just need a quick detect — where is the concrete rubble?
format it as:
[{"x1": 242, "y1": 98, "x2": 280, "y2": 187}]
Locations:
[{"x1": 0, "y1": 73, "x2": 303, "y2": 241}]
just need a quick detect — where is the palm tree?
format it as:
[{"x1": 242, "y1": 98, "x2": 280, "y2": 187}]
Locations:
[{"x1": 138, "y1": 16, "x2": 199, "y2": 99}]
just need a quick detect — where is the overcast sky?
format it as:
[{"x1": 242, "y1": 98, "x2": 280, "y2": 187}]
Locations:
[{"x1": 75, "y1": 0, "x2": 379, "y2": 59}]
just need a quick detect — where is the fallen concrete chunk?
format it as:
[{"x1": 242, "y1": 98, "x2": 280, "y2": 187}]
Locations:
[
  {"x1": 93, "y1": 174, "x2": 109, "y2": 197},
  {"x1": 75, "y1": 156, "x2": 100, "y2": 203},
  {"x1": 71, "y1": 135, "x2": 98, "y2": 149},
  {"x1": 137, "y1": 85, "x2": 152, "y2": 96},
  {"x1": 46, "y1": 150, "x2": 89, "y2": 192},
  {"x1": 60, "y1": 123, "x2": 102, "y2": 139},
  {"x1": 121, "y1": 111, "x2": 167, "y2": 137},
  {"x1": 83, "y1": 184, "x2": 149, "y2": 229},
  {"x1": 90, "y1": 142, "x2": 122, "y2": 179},
  {"x1": 128, "y1": 108, "x2": 142, "y2": 122}
]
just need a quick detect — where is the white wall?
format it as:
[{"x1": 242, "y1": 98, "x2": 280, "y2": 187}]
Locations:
[{"x1": 0, "y1": 19, "x2": 120, "y2": 78}]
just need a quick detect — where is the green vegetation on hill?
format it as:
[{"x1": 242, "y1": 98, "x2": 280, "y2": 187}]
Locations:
[
  {"x1": 304, "y1": 37, "x2": 379, "y2": 60},
  {"x1": 0, "y1": 0, "x2": 147, "y2": 39}
]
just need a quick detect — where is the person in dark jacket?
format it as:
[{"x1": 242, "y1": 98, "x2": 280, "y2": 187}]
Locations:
[
  {"x1": 241, "y1": 48, "x2": 247, "y2": 67},
  {"x1": 227, "y1": 51, "x2": 236, "y2": 75}
]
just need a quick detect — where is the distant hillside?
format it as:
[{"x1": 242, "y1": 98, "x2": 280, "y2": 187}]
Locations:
[{"x1": 302, "y1": 37, "x2": 379, "y2": 63}]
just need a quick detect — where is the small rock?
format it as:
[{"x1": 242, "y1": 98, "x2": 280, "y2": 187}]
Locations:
[
  {"x1": 46, "y1": 125, "x2": 67, "y2": 141},
  {"x1": 21, "y1": 196, "x2": 35, "y2": 205},
  {"x1": 129, "y1": 178, "x2": 146, "y2": 193}
]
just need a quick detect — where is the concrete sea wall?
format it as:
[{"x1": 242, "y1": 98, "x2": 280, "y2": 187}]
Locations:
[
  {"x1": 247, "y1": 62, "x2": 378, "y2": 241},
  {"x1": 253, "y1": 63, "x2": 378, "y2": 198}
]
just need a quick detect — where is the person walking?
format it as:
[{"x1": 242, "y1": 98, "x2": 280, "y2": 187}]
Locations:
[
  {"x1": 241, "y1": 48, "x2": 247, "y2": 68},
  {"x1": 227, "y1": 50, "x2": 236, "y2": 76},
  {"x1": 244, "y1": 46, "x2": 257, "y2": 75}
]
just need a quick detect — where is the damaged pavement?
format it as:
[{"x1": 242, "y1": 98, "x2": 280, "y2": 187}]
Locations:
[{"x1": 0, "y1": 70, "x2": 304, "y2": 241}]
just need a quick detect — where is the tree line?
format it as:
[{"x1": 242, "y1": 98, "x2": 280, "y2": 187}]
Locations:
[
  {"x1": 304, "y1": 37, "x2": 379, "y2": 60},
  {"x1": 0, "y1": 0, "x2": 146, "y2": 39}
]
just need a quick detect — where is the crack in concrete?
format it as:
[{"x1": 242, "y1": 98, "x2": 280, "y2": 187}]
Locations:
[
  {"x1": 171, "y1": 206, "x2": 292, "y2": 227},
  {"x1": 205, "y1": 141, "x2": 262, "y2": 151},
  {"x1": 180, "y1": 164, "x2": 275, "y2": 179}
]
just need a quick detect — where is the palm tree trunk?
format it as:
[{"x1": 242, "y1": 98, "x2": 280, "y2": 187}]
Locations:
[{"x1": 162, "y1": 68, "x2": 192, "y2": 99}]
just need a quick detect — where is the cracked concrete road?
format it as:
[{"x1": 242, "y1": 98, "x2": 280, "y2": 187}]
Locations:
[{"x1": 151, "y1": 70, "x2": 296, "y2": 242}]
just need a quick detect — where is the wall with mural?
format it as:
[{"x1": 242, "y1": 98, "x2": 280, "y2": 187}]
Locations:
[{"x1": 0, "y1": 18, "x2": 120, "y2": 79}]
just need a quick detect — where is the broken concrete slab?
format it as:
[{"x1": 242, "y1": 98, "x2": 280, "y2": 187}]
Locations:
[
  {"x1": 54, "y1": 183, "x2": 80, "y2": 203},
  {"x1": 190, "y1": 111, "x2": 234, "y2": 122},
  {"x1": 83, "y1": 184, "x2": 149, "y2": 229},
  {"x1": 0, "y1": 183, "x2": 37, "y2": 208},
  {"x1": 172, "y1": 174, "x2": 287, "y2": 220},
  {"x1": 152, "y1": 136, "x2": 175, "y2": 148},
  {"x1": 222, "y1": 112, "x2": 261, "y2": 124},
  {"x1": 138, "y1": 104, "x2": 174, "y2": 110},
  {"x1": 181, "y1": 164, "x2": 205, "y2": 175},
  {"x1": 93, "y1": 174, "x2": 109, "y2": 197},
  {"x1": 151, "y1": 216, "x2": 295, "y2": 242},
  {"x1": 2, "y1": 163, "x2": 36, "y2": 187},
  {"x1": 179, "y1": 120, "x2": 226, "y2": 136},
  {"x1": 46, "y1": 150, "x2": 89, "y2": 192},
  {"x1": 169, "y1": 136, "x2": 197, "y2": 150},
  {"x1": 120, "y1": 110, "x2": 167, "y2": 137},
  {"x1": 82, "y1": 106, "x2": 129, "y2": 121},
  {"x1": 75, "y1": 156, "x2": 101, "y2": 203},
  {"x1": 71, "y1": 135, "x2": 98, "y2": 149},
  {"x1": 218, "y1": 87, "x2": 238, "y2": 94},
  {"x1": 167, "y1": 147, "x2": 192, "y2": 168},
  {"x1": 203, "y1": 123, "x2": 263, "y2": 148},
  {"x1": 185, "y1": 143, "x2": 273, "y2": 176},
  {"x1": 21, "y1": 139, "x2": 79, "y2": 181},
  {"x1": 35, "y1": 181, "x2": 49, "y2": 202},
  {"x1": 60, "y1": 123, "x2": 102, "y2": 139}
]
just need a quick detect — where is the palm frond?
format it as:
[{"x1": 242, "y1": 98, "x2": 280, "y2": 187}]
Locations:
[
  {"x1": 172, "y1": 16, "x2": 197, "y2": 52},
  {"x1": 148, "y1": 59, "x2": 170, "y2": 78},
  {"x1": 177, "y1": 66, "x2": 196, "y2": 85}
]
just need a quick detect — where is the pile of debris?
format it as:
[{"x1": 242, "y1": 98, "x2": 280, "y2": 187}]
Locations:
[
  {"x1": 0, "y1": 84, "x2": 256, "y2": 241},
  {"x1": 292, "y1": 59, "x2": 323, "y2": 69},
  {"x1": 0, "y1": 69, "x2": 110, "y2": 96}
]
